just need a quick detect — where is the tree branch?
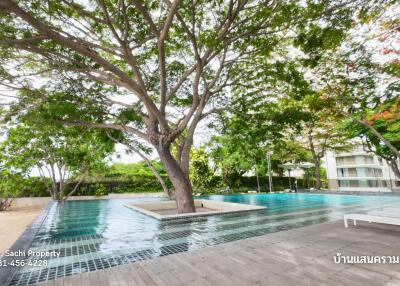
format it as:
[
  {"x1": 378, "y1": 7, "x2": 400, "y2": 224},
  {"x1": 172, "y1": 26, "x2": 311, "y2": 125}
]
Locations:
[
  {"x1": 60, "y1": 119, "x2": 148, "y2": 140},
  {"x1": 354, "y1": 118, "x2": 400, "y2": 159}
]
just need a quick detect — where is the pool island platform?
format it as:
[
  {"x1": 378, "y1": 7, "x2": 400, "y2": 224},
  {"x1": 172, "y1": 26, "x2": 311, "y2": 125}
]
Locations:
[
  {"x1": 125, "y1": 200, "x2": 266, "y2": 220},
  {"x1": 35, "y1": 219, "x2": 400, "y2": 286}
]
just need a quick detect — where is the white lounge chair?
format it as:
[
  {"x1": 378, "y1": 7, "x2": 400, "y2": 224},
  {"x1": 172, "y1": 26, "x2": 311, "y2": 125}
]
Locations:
[
  {"x1": 343, "y1": 213, "x2": 400, "y2": 228},
  {"x1": 368, "y1": 210, "x2": 400, "y2": 218},
  {"x1": 383, "y1": 207, "x2": 400, "y2": 213}
]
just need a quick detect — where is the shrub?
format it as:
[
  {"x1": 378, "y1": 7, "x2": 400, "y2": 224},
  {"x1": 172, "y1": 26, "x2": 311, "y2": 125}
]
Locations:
[
  {"x1": 0, "y1": 171, "x2": 24, "y2": 211},
  {"x1": 93, "y1": 183, "x2": 108, "y2": 196},
  {"x1": 229, "y1": 176, "x2": 306, "y2": 192}
]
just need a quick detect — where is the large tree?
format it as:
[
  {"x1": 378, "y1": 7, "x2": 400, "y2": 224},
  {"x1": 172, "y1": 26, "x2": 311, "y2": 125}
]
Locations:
[
  {"x1": 0, "y1": 0, "x2": 384, "y2": 212},
  {"x1": 308, "y1": 2, "x2": 400, "y2": 160}
]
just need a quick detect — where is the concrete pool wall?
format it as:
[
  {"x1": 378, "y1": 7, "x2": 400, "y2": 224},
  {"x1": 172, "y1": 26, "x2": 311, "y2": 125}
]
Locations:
[{"x1": 10, "y1": 192, "x2": 167, "y2": 208}]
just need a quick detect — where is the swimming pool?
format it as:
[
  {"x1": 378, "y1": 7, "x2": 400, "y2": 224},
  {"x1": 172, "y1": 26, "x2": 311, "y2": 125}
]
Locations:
[{"x1": 8, "y1": 193, "x2": 400, "y2": 285}]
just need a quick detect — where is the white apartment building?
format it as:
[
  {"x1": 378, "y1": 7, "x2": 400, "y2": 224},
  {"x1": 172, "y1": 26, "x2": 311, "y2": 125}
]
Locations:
[{"x1": 325, "y1": 146, "x2": 400, "y2": 192}]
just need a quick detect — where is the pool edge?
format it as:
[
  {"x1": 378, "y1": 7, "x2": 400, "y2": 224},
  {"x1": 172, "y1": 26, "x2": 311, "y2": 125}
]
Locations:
[{"x1": 0, "y1": 201, "x2": 55, "y2": 286}]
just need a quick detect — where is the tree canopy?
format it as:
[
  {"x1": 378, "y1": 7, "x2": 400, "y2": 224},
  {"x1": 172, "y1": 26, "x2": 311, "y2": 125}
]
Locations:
[
  {"x1": 0, "y1": 0, "x2": 397, "y2": 210},
  {"x1": 0, "y1": 121, "x2": 114, "y2": 200}
]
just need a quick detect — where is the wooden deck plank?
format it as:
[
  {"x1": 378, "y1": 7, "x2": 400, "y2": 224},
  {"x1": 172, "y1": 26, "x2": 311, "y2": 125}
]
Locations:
[
  {"x1": 34, "y1": 220, "x2": 400, "y2": 286},
  {"x1": 53, "y1": 277, "x2": 64, "y2": 286},
  {"x1": 102, "y1": 268, "x2": 122, "y2": 286},
  {"x1": 61, "y1": 276, "x2": 74, "y2": 286},
  {"x1": 109, "y1": 265, "x2": 138, "y2": 286},
  {"x1": 88, "y1": 267, "x2": 111, "y2": 286},
  {"x1": 127, "y1": 263, "x2": 158, "y2": 286},
  {"x1": 75, "y1": 271, "x2": 90, "y2": 286}
]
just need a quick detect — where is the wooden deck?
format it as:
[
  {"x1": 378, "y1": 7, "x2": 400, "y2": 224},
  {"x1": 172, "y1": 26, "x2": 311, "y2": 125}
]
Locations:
[{"x1": 36, "y1": 220, "x2": 400, "y2": 286}]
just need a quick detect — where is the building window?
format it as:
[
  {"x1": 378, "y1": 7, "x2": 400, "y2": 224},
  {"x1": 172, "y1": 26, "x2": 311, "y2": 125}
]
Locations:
[
  {"x1": 336, "y1": 156, "x2": 356, "y2": 166},
  {"x1": 365, "y1": 168, "x2": 383, "y2": 177},
  {"x1": 348, "y1": 168, "x2": 357, "y2": 177},
  {"x1": 367, "y1": 156, "x2": 374, "y2": 163},
  {"x1": 336, "y1": 155, "x2": 376, "y2": 166},
  {"x1": 339, "y1": 180, "x2": 359, "y2": 187},
  {"x1": 336, "y1": 157, "x2": 344, "y2": 166},
  {"x1": 366, "y1": 180, "x2": 378, "y2": 187},
  {"x1": 338, "y1": 179, "x2": 379, "y2": 188},
  {"x1": 360, "y1": 155, "x2": 374, "y2": 164},
  {"x1": 345, "y1": 156, "x2": 356, "y2": 165}
]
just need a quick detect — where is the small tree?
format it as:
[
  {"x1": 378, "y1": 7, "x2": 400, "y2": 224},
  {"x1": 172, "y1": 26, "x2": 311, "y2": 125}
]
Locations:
[
  {"x1": 0, "y1": 124, "x2": 114, "y2": 201},
  {"x1": 0, "y1": 170, "x2": 24, "y2": 211},
  {"x1": 296, "y1": 93, "x2": 352, "y2": 189}
]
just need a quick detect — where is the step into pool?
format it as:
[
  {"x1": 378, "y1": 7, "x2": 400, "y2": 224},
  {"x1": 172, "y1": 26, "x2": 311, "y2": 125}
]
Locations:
[{"x1": 7, "y1": 193, "x2": 400, "y2": 285}]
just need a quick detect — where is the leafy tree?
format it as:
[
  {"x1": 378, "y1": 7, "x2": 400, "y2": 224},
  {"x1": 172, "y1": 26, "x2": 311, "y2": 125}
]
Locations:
[
  {"x1": 0, "y1": 0, "x2": 379, "y2": 212},
  {"x1": 271, "y1": 140, "x2": 311, "y2": 176},
  {"x1": 305, "y1": 3, "x2": 400, "y2": 160},
  {"x1": 0, "y1": 124, "x2": 114, "y2": 201},
  {"x1": 209, "y1": 114, "x2": 271, "y2": 189},
  {"x1": 341, "y1": 97, "x2": 400, "y2": 178},
  {"x1": 189, "y1": 147, "x2": 220, "y2": 193},
  {"x1": 0, "y1": 170, "x2": 24, "y2": 211},
  {"x1": 294, "y1": 93, "x2": 351, "y2": 189}
]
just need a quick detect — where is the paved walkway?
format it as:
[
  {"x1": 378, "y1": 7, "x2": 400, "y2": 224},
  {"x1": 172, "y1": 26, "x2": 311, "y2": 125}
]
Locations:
[
  {"x1": 36, "y1": 220, "x2": 400, "y2": 286},
  {"x1": 0, "y1": 206, "x2": 43, "y2": 255}
]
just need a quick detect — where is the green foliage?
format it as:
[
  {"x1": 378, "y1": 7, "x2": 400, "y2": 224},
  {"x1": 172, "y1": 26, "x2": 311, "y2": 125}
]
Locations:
[
  {"x1": 0, "y1": 0, "x2": 393, "y2": 203},
  {"x1": 0, "y1": 171, "x2": 48, "y2": 209},
  {"x1": 233, "y1": 176, "x2": 307, "y2": 192},
  {"x1": 340, "y1": 97, "x2": 400, "y2": 166},
  {"x1": 0, "y1": 96, "x2": 115, "y2": 200},
  {"x1": 91, "y1": 162, "x2": 172, "y2": 193},
  {"x1": 189, "y1": 148, "x2": 222, "y2": 192},
  {"x1": 109, "y1": 180, "x2": 165, "y2": 194},
  {"x1": 93, "y1": 183, "x2": 108, "y2": 197},
  {"x1": 271, "y1": 141, "x2": 311, "y2": 175},
  {"x1": 0, "y1": 171, "x2": 24, "y2": 211},
  {"x1": 103, "y1": 162, "x2": 168, "y2": 180},
  {"x1": 306, "y1": 167, "x2": 328, "y2": 189}
]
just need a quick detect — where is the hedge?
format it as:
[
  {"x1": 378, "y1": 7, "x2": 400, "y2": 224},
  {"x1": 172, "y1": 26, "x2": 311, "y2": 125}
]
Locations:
[{"x1": 235, "y1": 176, "x2": 306, "y2": 192}]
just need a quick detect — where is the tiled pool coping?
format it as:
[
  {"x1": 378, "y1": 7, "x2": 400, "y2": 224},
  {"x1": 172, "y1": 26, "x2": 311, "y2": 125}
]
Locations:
[{"x1": 0, "y1": 202, "x2": 54, "y2": 286}]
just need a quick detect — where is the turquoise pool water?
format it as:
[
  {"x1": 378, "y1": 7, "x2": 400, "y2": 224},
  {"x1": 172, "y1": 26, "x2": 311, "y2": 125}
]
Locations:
[{"x1": 9, "y1": 193, "x2": 400, "y2": 285}]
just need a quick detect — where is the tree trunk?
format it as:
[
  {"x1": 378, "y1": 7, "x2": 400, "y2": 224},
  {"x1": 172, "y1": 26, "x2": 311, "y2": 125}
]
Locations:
[
  {"x1": 308, "y1": 133, "x2": 323, "y2": 190},
  {"x1": 145, "y1": 159, "x2": 175, "y2": 200},
  {"x1": 255, "y1": 164, "x2": 260, "y2": 192},
  {"x1": 388, "y1": 159, "x2": 400, "y2": 180},
  {"x1": 65, "y1": 180, "x2": 83, "y2": 200},
  {"x1": 157, "y1": 144, "x2": 196, "y2": 213},
  {"x1": 180, "y1": 131, "x2": 196, "y2": 180},
  {"x1": 314, "y1": 158, "x2": 322, "y2": 190},
  {"x1": 104, "y1": 132, "x2": 175, "y2": 199},
  {"x1": 355, "y1": 119, "x2": 400, "y2": 159},
  {"x1": 133, "y1": 147, "x2": 175, "y2": 200}
]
